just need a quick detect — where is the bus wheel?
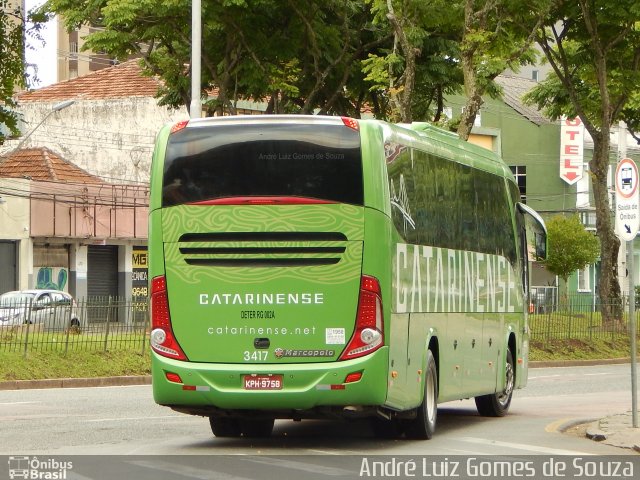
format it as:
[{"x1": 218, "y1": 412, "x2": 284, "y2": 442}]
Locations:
[
  {"x1": 475, "y1": 349, "x2": 514, "y2": 417},
  {"x1": 404, "y1": 349, "x2": 438, "y2": 439},
  {"x1": 240, "y1": 418, "x2": 274, "y2": 438},
  {"x1": 209, "y1": 417, "x2": 242, "y2": 437}
]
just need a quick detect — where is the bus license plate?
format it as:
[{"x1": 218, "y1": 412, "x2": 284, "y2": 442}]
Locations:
[{"x1": 243, "y1": 375, "x2": 283, "y2": 390}]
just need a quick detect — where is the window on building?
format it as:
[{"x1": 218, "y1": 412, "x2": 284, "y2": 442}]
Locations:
[
  {"x1": 532, "y1": 70, "x2": 539, "y2": 82},
  {"x1": 461, "y1": 107, "x2": 482, "y2": 127},
  {"x1": 576, "y1": 163, "x2": 590, "y2": 208},
  {"x1": 577, "y1": 266, "x2": 591, "y2": 292},
  {"x1": 509, "y1": 165, "x2": 527, "y2": 203}
]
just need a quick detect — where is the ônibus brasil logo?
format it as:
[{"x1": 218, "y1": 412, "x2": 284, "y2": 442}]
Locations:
[{"x1": 8, "y1": 456, "x2": 73, "y2": 480}]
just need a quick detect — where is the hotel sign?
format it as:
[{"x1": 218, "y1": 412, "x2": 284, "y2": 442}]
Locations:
[{"x1": 559, "y1": 117, "x2": 584, "y2": 185}]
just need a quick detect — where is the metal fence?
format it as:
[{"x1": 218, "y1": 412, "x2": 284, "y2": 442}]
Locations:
[
  {"x1": 1, "y1": 295, "x2": 637, "y2": 355},
  {"x1": 0, "y1": 297, "x2": 149, "y2": 355},
  {"x1": 529, "y1": 293, "x2": 638, "y2": 341}
]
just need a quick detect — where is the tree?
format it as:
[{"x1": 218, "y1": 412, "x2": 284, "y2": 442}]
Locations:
[
  {"x1": 363, "y1": 0, "x2": 551, "y2": 132},
  {"x1": 1, "y1": 2, "x2": 47, "y2": 144},
  {"x1": 525, "y1": 0, "x2": 640, "y2": 321},
  {"x1": 44, "y1": 0, "x2": 389, "y2": 117},
  {"x1": 456, "y1": 0, "x2": 550, "y2": 140},
  {"x1": 543, "y1": 215, "x2": 600, "y2": 289},
  {"x1": 363, "y1": 0, "x2": 464, "y2": 122},
  {"x1": 1, "y1": 1, "x2": 26, "y2": 144}
]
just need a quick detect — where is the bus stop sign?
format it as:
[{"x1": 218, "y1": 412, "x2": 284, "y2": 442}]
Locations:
[{"x1": 615, "y1": 157, "x2": 640, "y2": 242}]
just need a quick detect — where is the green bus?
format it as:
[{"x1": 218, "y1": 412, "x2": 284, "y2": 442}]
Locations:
[{"x1": 148, "y1": 115, "x2": 547, "y2": 439}]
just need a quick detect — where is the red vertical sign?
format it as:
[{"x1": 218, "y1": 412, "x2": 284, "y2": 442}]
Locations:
[{"x1": 560, "y1": 117, "x2": 584, "y2": 185}]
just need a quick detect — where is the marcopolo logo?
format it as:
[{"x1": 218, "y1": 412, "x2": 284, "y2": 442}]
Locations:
[
  {"x1": 274, "y1": 348, "x2": 335, "y2": 358},
  {"x1": 8, "y1": 456, "x2": 73, "y2": 480}
]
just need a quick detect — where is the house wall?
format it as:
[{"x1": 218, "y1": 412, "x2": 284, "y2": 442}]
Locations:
[
  {"x1": 0, "y1": 177, "x2": 32, "y2": 291},
  {"x1": 5, "y1": 98, "x2": 187, "y2": 183},
  {"x1": 29, "y1": 181, "x2": 148, "y2": 239}
]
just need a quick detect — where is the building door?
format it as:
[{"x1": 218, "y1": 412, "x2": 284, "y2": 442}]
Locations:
[
  {"x1": 87, "y1": 245, "x2": 119, "y2": 322},
  {"x1": 0, "y1": 241, "x2": 17, "y2": 294}
]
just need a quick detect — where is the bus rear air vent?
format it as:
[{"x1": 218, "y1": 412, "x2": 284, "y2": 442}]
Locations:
[{"x1": 178, "y1": 232, "x2": 348, "y2": 267}]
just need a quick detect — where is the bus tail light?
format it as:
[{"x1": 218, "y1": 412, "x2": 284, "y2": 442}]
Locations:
[
  {"x1": 340, "y1": 275, "x2": 384, "y2": 360},
  {"x1": 341, "y1": 117, "x2": 359, "y2": 131},
  {"x1": 150, "y1": 275, "x2": 187, "y2": 360}
]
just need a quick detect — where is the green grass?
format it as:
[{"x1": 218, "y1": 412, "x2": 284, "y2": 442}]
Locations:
[
  {"x1": 0, "y1": 350, "x2": 151, "y2": 381},
  {"x1": 529, "y1": 337, "x2": 635, "y2": 362},
  {"x1": 0, "y1": 337, "x2": 637, "y2": 381}
]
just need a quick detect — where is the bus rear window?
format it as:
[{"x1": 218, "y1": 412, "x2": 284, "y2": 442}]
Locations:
[{"x1": 162, "y1": 123, "x2": 363, "y2": 207}]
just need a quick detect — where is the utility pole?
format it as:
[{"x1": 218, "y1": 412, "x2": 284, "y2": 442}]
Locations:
[{"x1": 618, "y1": 120, "x2": 638, "y2": 429}]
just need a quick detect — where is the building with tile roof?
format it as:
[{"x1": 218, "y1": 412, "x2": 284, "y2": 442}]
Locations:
[
  {"x1": 19, "y1": 60, "x2": 162, "y2": 103},
  {"x1": 0, "y1": 147, "x2": 102, "y2": 183},
  {"x1": 0, "y1": 60, "x2": 187, "y2": 184},
  {"x1": 0, "y1": 61, "x2": 176, "y2": 303}
]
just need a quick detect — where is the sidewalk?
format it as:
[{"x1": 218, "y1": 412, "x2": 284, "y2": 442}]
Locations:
[{"x1": 584, "y1": 412, "x2": 640, "y2": 453}]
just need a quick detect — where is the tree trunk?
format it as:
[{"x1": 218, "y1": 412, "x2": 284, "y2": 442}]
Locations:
[
  {"x1": 456, "y1": 0, "x2": 483, "y2": 141},
  {"x1": 456, "y1": 56, "x2": 483, "y2": 141},
  {"x1": 590, "y1": 132, "x2": 623, "y2": 324}
]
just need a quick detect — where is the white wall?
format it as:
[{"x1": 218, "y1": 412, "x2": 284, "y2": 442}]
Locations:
[
  {"x1": 0, "y1": 178, "x2": 31, "y2": 240},
  {"x1": 2, "y1": 98, "x2": 188, "y2": 183}
]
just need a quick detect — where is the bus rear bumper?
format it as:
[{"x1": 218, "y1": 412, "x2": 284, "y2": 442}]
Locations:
[{"x1": 152, "y1": 348, "x2": 388, "y2": 414}]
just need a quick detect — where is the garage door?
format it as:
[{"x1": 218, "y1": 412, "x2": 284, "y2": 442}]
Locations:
[
  {"x1": 87, "y1": 245, "x2": 119, "y2": 322},
  {"x1": 0, "y1": 241, "x2": 17, "y2": 294}
]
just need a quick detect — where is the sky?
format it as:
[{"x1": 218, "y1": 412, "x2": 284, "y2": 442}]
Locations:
[{"x1": 25, "y1": 0, "x2": 57, "y2": 88}]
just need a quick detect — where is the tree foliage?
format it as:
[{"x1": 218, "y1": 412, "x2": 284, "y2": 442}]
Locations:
[
  {"x1": 455, "y1": 0, "x2": 549, "y2": 140},
  {"x1": 525, "y1": 0, "x2": 640, "y2": 320},
  {"x1": 45, "y1": 0, "x2": 392, "y2": 117},
  {"x1": 543, "y1": 214, "x2": 600, "y2": 284},
  {"x1": 45, "y1": 0, "x2": 547, "y2": 126},
  {"x1": 0, "y1": 2, "x2": 48, "y2": 145}
]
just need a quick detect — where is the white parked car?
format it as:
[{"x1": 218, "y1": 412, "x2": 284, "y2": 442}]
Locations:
[{"x1": 0, "y1": 289, "x2": 82, "y2": 330}]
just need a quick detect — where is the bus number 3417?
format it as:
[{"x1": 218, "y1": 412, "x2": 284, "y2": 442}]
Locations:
[{"x1": 244, "y1": 351, "x2": 268, "y2": 362}]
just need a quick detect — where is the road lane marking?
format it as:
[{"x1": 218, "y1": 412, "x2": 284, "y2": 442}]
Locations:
[
  {"x1": 244, "y1": 456, "x2": 352, "y2": 475},
  {"x1": 458, "y1": 436, "x2": 594, "y2": 455},
  {"x1": 128, "y1": 460, "x2": 255, "y2": 480},
  {"x1": 0, "y1": 401, "x2": 42, "y2": 405},
  {"x1": 87, "y1": 415, "x2": 186, "y2": 422}
]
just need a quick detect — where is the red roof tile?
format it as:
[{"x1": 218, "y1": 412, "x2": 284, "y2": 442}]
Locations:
[
  {"x1": 0, "y1": 148, "x2": 103, "y2": 183},
  {"x1": 18, "y1": 60, "x2": 161, "y2": 102}
]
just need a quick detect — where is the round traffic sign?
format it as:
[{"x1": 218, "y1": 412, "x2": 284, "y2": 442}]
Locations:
[{"x1": 615, "y1": 158, "x2": 640, "y2": 241}]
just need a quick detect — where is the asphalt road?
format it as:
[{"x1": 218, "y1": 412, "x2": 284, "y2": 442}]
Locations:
[{"x1": 0, "y1": 364, "x2": 636, "y2": 458}]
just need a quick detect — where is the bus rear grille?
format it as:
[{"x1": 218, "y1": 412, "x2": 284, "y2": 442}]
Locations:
[{"x1": 178, "y1": 232, "x2": 347, "y2": 267}]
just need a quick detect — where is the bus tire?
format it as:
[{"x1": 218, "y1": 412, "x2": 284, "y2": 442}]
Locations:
[
  {"x1": 475, "y1": 349, "x2": 514, "y2": 417},
  {"x1": 240, "y1": 418, "x2": 274, "y2": 438},
  {"x1": 209, "y1": 416, "x2": 242, "y2": 437},
  {"x1": 404, "y1": 349, "x2": 437, "y2": 440}
]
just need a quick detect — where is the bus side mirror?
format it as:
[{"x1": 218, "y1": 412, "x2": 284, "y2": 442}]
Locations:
[{"x1": 517, "y1": 203, "x2": 548, "y2": 261}]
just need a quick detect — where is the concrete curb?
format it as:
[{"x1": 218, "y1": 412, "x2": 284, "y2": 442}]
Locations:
[
  {"x1": 529, "y1": 357, "x2": 631, "y2": 368},
  {"x1": 0, "y1": 375, "x2": 151, "y2": 391}
]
